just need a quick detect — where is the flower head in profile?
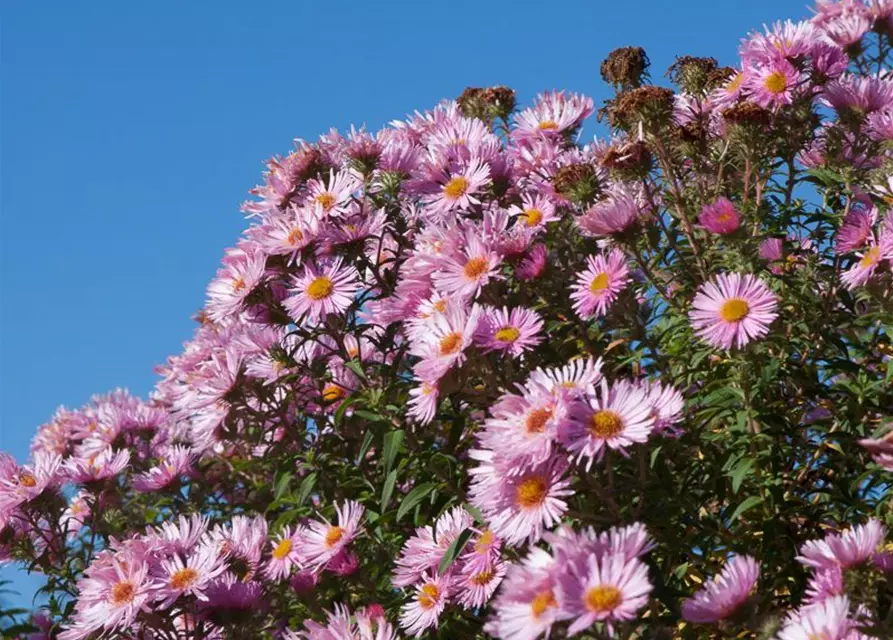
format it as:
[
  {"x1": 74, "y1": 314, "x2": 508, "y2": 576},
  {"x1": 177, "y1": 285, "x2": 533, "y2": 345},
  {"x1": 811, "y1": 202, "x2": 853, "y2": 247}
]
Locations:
[
  {"x1": 698, "y1": 197, "x2": 741, "y2": 235},
  {"x1": 489, "y1": 548, "x2": 559, "y2": 640},
  {"x1": 300, "y1": 500, "x2": 364, "y2": 570},
  {"x1": 285, "y1": 258, "x2": 361, "y2": 322},
  {"x1": 777, "y1": 596, "x2": 859, "y2": 640},
  {"x1": 513, "y1": 90, "x2": 594, "y2": 142},
  {"x1": 0, "y1": 452, "x2": 62, "y2": 514},
  {"x1": 797, "y1": 518, "x2": 887, "y2": 570},
  {"x1": 570, "y1": 249, "x2": 630, "y2": 319},
  {"x1": 576, "y1": 189, "x2": 643, "y2": 237},
  {"x1": 681, "y1": 555, "x2": 759, "y2": 623},
  {"x1": 689, "y1": 273, "x2": 778, "y2": 350},
  {"x1": 841, "y1": 242, "x2": 885, "y2": 290},
  {"x1": 132, "y1": 445, "x2": 195, "y2": 492}
]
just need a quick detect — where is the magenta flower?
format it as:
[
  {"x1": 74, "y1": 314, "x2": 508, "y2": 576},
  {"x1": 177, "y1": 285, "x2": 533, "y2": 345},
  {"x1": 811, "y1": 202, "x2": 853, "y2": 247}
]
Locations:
[
  {"x1": 205, "y1": 245, "x2": 266, "y2": 321},
  {"x1": 698, "y1": 197, "x2": 741, "y2": 235},
  {"x1": 64, "y1": 448, "x2": 130, "y2": 484},
  {"x1": 433, "y1": 235, "x2": 502, "y2": 299},
  {"x1": 836, "y1": 208, "x2": 876, "y2": 254},
  {"x1": 681, "y1": 555, "x2": 759, "y2": 623},
  {"x1": 427, "y1": 160, "x2": 491, "y2": 215},
  {"x1": 411, "y1": 303, "x2": 482, "y2": 382},
  {"x1": 476, "y1": 306, "x2": 544, "y2": 356},
  {"x1": 570, "y1": 249, "x2": 630, "y2": 319},
  {"x1": 841, "y1": 242, "x2": 884, "y2": 290},
  {"x1": 777, "y1": 596, "x2": 860, "y2": 640},
  {"x1": 797, "y1": 518, "x2": 887, "y2": 570},
  {"x1": 689, "y1": 273, "x2": 778, "y2": 350},
  {"x1": 517, "y1": 243, "x2": 548, "y2": 280},
  {"x1": 577, "y1": 190, "x2": 643, "y2": 237},
  {"x1": 306, "y1": 169, "x2": 361, "y2": 218},
  {"x1": 513, "y1": 90, "x2": 593, "y2": 142},
  {"x1": 285, "y1": 257, "x2": 361, "y2": 322},
  {"x1": 132, "y1": 445, "x2": 195, "y2": 492},
  {"x1": 489, "y1": 548, "x2": 559, "y2": 640},
  {"x1": 509, "y1": 193, "x2": 559, "y2": 230},
  {"x1": 746, "y1": 59, "x2": 803, "y2": 109},
  {"x1": 0, "y1": 452, "x2": 62, "y2": 514}
]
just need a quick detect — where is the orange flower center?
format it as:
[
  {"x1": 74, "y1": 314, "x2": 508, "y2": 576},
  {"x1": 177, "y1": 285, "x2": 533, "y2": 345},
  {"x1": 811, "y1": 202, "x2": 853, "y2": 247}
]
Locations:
[
  {"x1": 525, "y1": 408, "x2": 552, "y2": 434},
  {"x1": 433, "y1": 298, "x2": 448, "y2": 313},
  {"x1": 170, "y1": 568, "x2": 199, "y2": 591},
  {"x1": 439, "y1": 332, "x2": 463, "y2": 356},
  {"x1": 443, "y1": 176, "x2": 469, "y2": 200},
  {"x1": 272, "y1": 538, "x2": 292, "y2": 560},
  {"x1": 418, "y1": 583, "x2": 440, "y2": 609},
  {"x1": 471, "y1": 569, "x2": 495, "y2": 585},
  {"x1": 764, "y1": 71, "x2": 787, "y2": 94},
  {"x1": 494, "y1": 326, "x2": 521, "y2": 343},
  {"x1": 322, "y1": 384, "x2": 345, "y2": 403},
  {"x1": 306, "y1": 276, "x2": 334, "y2": 300},
  {"x1": 287, "y1": 228, "x2": 304, "y2": 246},
  {"x1": 585, "y1": 585, "x2": 622, "y2": 613},
  {"x1": 590, "y1": 410, "x2": 624, "y2": 438},
  {"x1": 516, "y1": 476, "x2": 548, "y2": 508},
  {"x1": 325, "y1": 526, "x2": 344, "y2": 548},
  {"x1": 316, "y1": 192, "x2": 336, "y2": 211},
  {"x1": 727, "y1": 72, "x2": 744, "y2": 93},
  {"x1": 463, "y1": 256, "x2": 490, "y2": 279},
  {"x1": 524, "y1": 208, "x2": 543, "y2": 227},
  {"x1": 530, "y1": 589, "x2": 557, "y2": 619},
  {"x1": 860, "y1": 246, "x2": 881, "y2": 268},
  {"x1": 232, "y1": 277, "x2": 247, "y2": 293},
  {"x1": 110, "y1": 581, "x2": 136, "y2": 606},
  {"x1": 19, "y1": 473, "x2": 36, "y2": 488},
  {"x1": 474, "y1": 530, "x2": 494, "y2": 553},
  {"x1": 719, "y1": 298, "x2": 750, "y2": 322},
  {"x1": 589, "y1": 272, "x2": 610, "y2": 292},
  {"x1": 537, "y1": 120, "x2": 560, "y2": 131}
]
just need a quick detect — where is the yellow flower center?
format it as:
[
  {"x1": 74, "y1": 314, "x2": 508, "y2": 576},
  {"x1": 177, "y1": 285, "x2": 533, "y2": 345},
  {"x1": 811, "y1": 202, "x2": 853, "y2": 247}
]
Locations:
[
  {"x1": 525, "y1": 408, "x2": 552, "y2": 434},
  {"x1": 530, "y1": 589, "x2": 556, "y2": 619},
  {"x1": 110, "y1": 581, "x2": 136, "y2": 606},
  {"x1": 764, "y1": 71, "x2": 787, "y2": 94},
  {"x1": 232, "y1": 277, "x2": 247, "y2": 293},
  {"x1": 443, "y1": 176, "x2": 469, "y2": 200},
  {"x1": 860, "y1": 246, "x2": 881, "y2": 268},
  {"x1": 433, "y1": 298, "x2": 448, "y2": 313},
  {"x1": 719, "y1": 298, "x2": 750, "y2": 322},
  {"x1": 325, "y1": 526, "x2": 344, "y2": 548},
  {"x1": 418, "y1": 583, "x2": 440, "y2": 609},
  {"x1": 589, "y1": 272, "x2": 610, "y2": 292},
  {"x1": 516, "y1": 476, "x2": 548, "y2": 508},
  {"x1": 590, "y1": 410, "x2": 624, "y2": 438},
  {"x1": 584, "y1": 585, "x2": 622, "y2": 613},
  {"x1": 272, "y1": 538, "x2": 292, "y2": 560},
  {"x1": 474, "y1": 530, "x2": 494, "y2": 553},
  {"x1": 287, "y1": 228, "x2": 304, "y2": 246},
  {"x1": 524, "y1": 208, "x2": 544, "y2": 227},
  {"x1": 727, "y1": 72, "x2": 744, "y2": 93},
  {"x1": 19, "y1": 473, "x2": 36, "y2": 488},
  {"x1": 170, "y1": 568, "x2": 198, "y2": 590},
  {"x1": 472, "y1": 569, "x2": 495, "y2": 585},
  {"x1": 322, "y1": 384, "x2": 345, "y2": 403},
  {"x1": 439, "y1": 332, "x2": 463, "y2": 356},
  {"x1": 494, "y1": 326, "x2": 521, "y2": 343},
  {"x1": 306, "y1": 275, "x2": 334, "y2": 300},
  {"x1": 316, "y1": 192, "x2": 336, "y2": 211},
  {"x1": 463, "y1": 256, "x2": 490, "y2": 280},
  {"x1": 537, "y1": 120, "x2": 560, "y2": 130}
]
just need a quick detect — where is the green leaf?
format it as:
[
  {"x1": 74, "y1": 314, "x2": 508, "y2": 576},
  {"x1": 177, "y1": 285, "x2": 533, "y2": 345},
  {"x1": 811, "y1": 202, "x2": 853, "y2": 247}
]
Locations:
[
  {"x1": 382, "y1": 430, "x2": 405, "y2": 474},
  {"x1": 344, "y1": 358, "x2": 367, "y2": 380},
  {"x1": 355, "y1": 409, "x2": 387, "y2": 422},
  {"x1": 358, "y1": 430, "x2": 375, "y2": 463},
  {"x1": 297, "y1": 472, "x2": 317, "y2": 506},
  {"x1": 381, "y1": 469, "x2": 398, "y2": 510},
  {"x1": 437, "y1": 528, "x2": 473, "y2": 575},
  {"x1": 728, "y1": 495, "x2": 763, "y2": 523},
  {"x1": 729, "y1": 458, "x2": 756, "y2": 494},
  {"x1": 397, "y1": 482, "x2": 437, "y2": 522},
  {"x1": 463, "y1": 502, "x2": 486, "y2": 525},
  {"x1": 274, "y1": 471, "x2": 293, "y2": 501}
]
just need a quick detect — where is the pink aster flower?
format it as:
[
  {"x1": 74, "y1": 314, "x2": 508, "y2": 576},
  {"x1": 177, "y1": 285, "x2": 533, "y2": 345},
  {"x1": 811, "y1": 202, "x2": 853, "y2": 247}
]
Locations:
[
  {"x1": 642, "y1": 380, "x2": 685, "y2": 437},
  {"x1": 698, "y1": 197, "x2": 741, "y2": 235},
  {"x1": 517, "y1": 243, "x2": 548, "y2": 281},
  {"x1": 65, "y1": 448, "x2": 130, "y2": 484},
  {"x1": 0, "y1": 452, "x2": 62, "y2": 514},
  {"x1": 399, "y1": 573, "x2": 450, "y2": 638},
  {"x1": 746, "y1": 59, "x2": 803, "y2": 109},
  {"x1": 265, "y1": 525, "x2": 306, "y2": 580},
  {"x1": 836, "y1": 208, "x2": 876, "y2": 254},
  {"x1": 300, "y1": 500, "x2": 364, "y2": 570},
  {"x1": 509, "y1": 194, "x2": 560, "y2": 231},
  {"x1": 681, "y1": 555, "x2": 759, "y2": 623},
  {"x1": 805, "y1": 566, "x2": 845, "y2": 605},
  {"x1": 576, "y1": 190, "x2": 643, "y2": 237},
  {"x1": 476, "y1": 387, "x2": 564, "y2": 469},
  {"x1": 285, "y1": 258, "x2": 361, "y2": 322},
  {"x1": 556, "y1": 551, "x2": 653, "y2": 636},
  {"x1": 777, "y1": 596, "x2": 859, "y2": 640},
  {"x1": 133, "y1": 445, "x2": 195, "y2": 492},
  {"x1": 455, "y1": 559, "x2": 507, "y2": 609},
  {"x1": 562, "y1": 380, "x2": 654, "y2": 468},
  {"x1": 432, "y1": 234, "x2": 502, "y2": 299},
  {"x1": 797, "y1": 519, "x2": 887, "y2": 570},
  {"x1": 476, "y1": 306, "x2": 544, "y2": 356},
  {"x1": 841, "y1": 242, "x2": 884, "y2": 290},
  {"x1": 823, "y1": 75, "x2": 893, "y2": 116},
  {"x1": 154, "y1": 543, "x2": 227, "y2": 608},
  {"x1": 427, "y1": 160, "x2": 491, "y2": 215},
  {"x1": 489, "y1": 548, "x2": 559, "y2": 640},
  {"x1": 306, "y1": 169, "x2": 360, "y2": 218},
  {"x1": 570, "y1": 249, "x2": 631, "y2": 319},
  {"x1": 513, "y1": 90, "x2": 594, "y2": 141},
  {"x1": 411, "y1": 303, "x2": 482, "y2": 381},
  {"x1": 527, "y1": 356, "x2": 604, "y2": 399},
  {"x1": 689, "y1": 273, "x2": 778, "y2": 350},
  {"x1": 407, "y1": 378, "x2": 440, "y2": 425},
  {"x1": 60, "y1": 490, "x2": 92, "y2": 539},
  {"x1": 206, "y1": 246, "x2": 266, "y2": 321},
  {"x1": 152, "y1": 514, "x2": 209, "y2": 555}
]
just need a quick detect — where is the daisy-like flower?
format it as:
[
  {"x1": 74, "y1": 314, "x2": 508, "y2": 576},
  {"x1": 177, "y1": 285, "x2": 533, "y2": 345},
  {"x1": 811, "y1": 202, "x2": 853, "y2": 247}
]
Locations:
[
  {"x1": 797, "y1": 519, "x2": 887, "y2": 570},
  {"x1": 399, "y1": 573, "x2": 450, "y2": 638},
  {"x1": 509, "y1": 193, "x2": 559, "y2": 231},
  {"x1": 777, "y1": 596, "x2": 859, "y2": 640},
  {"x1": 152, "y1": 514, "x2": 209, "y2": 554},
  {"x1": 0, "y1": 452, "x2": 62, "y2": 514},
  {"x1": 556, "y1": 551, "x2": 653, "y2": 635},
  {"x1": 455, "y1": 559, "x2": 507, "y2": 609},
  {"x1": 747, "y1": 59, "x2": 803, "y2": 109},
  {"x1": 64, "y1": 448, "x2": 130, "y2": 484},
  {"x1": 698, "y1": 197, "x2": 741, "y2": 235},
  {"x1": 570, "y1": 249, "x2": 630, "y2": 319},
  {"x1": 562, "y1": 380, "x2": 654, "y2": 469},
  {"x1": 681, "y1": 555, "x2": 760, "y2": 623},
  {"x1": 411, "y1": 304, "x2": 483, "y2": 381},
  {"x1": 205, "y1": 246, "x2": 266, "y2": 321},
  {"x1": 513, "y1": 90, "x2": 594, "y2": 142},
  {"x1": 527, "y1": 356, "x2": 604, "y2": 399},
  {"x1": 489, "y1": 548, "x2": 559, "y2": 640},
  {"x1": 841, "y1": 242, "x2": 884, "y2": 290},
  {"x1": 689, "y1": 273, "x2": 778, "y2": 350},
  {"x1": 60, "y1": 490, "x2": 92, "y2": 539},
  {"x1": 477, "y1": 306, "x2": 544, "y2": 356},
  {"x1": 805, "y1": 566, "x2": 845, "y2": 605},
  {"x1": 132, "y1": 445, "x2": 195, "y2": 492},
  {"x1": 306, "y1": 169, "x2": 360, "y2": 218},
  {"x1": 642, "y1": 380, "x2": 685, "y2": 437},
  {"x1": 265, "y1": 525, "x2": 306, "y2": 580},
  {"x1": 407, "y1": 378, "x2": 440, "y2": 425},
  {"x1": 576, "y1": 190, "x2": 643, "y2": 237},
  {"x1": 428, "y1": 160, "x2": 491, "y2": 215},
  {"x1": 711, "y1": 66, "x2": 748, "y2": 109},
  {"x1": 154, "y1": 543, "x2": 227, "y2": 608},
  {"x1": 285, "y1": 258, "x2": 361, "y2": 322},
  {"x1": 836, "y1": 208, "x2": 876, "y2": 254},
  {"x1": 517, "y1": 243, "x2": 548, "y2": 281},
  {"x1": 433, "y1": 234, "x2": 502, "y2": 299},
  {"x1": 300, "y1": 500, "x2": 364, "y2": 570}
]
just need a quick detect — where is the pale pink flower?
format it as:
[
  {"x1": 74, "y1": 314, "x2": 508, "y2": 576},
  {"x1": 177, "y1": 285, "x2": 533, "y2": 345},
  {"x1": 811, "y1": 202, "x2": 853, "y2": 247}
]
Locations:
[
  {"x1": 681, "y1": 555, "x2": 760, "y2": 623},
  {"x1": 265, "y1": 526, "x2": 306, "y2": 580},
  {"x1": 476, "y1": 306, "x2": 544, "y2": 356},
  {"x1": 570, "y1": 249, "x2": 630, "y2": 318},
  {"x1": 285, "y1": 258, "x2": 361, "y2": 322},
  {"x1": 689, "y1": 273, "x2": 778, "y2": 350},
  {"x1": 399, "y1": 573, "x2": 450, "y2": 637},
  {"x1": 300, "y1": 500, "x2": 364, "y2": 570},
  {"x1": 306, "y1": 169, "x2": 361, "y2": 218}
]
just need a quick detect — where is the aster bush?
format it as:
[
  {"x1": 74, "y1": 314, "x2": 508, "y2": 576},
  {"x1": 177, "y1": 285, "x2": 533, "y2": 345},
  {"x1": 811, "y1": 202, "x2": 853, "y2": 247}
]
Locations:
[{"x1": 4, "y1": 1, "x2": 893, "y2": 638}]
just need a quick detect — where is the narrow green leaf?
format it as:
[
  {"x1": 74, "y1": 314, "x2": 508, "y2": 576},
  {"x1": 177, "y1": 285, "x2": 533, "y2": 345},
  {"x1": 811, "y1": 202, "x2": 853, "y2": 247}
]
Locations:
[
  {"x1": 344, "y1": 358, "x2": 367, "y2": 380},
  {"x1": 729, "y1": 458, "x2": 756, "y2": 494},
  {"x1": 355, "y1": 409, "x2": 387, "y2": 422},
  {"x1": 437, "y1": 528, "x2": 473, "y2": 575},
  {"x1": 463, "y1": 502, "x2": 486, "y2": 524},
  {"x1": 382, "y1": 430, "x2": 405, "y2": 474},
  {"x1": 297, "y1": 472, "x2": 318, "y2": 506},
  {"x1": 358, "y1": 430, "x2": 375, "y2": 463},
  {"x1": 381, "y1": 469, "x2": 398, "y2": 510},
  {"x1": 396, "y1": 482, "x2": 436, "y2": 522},
  {"x1": 274, "y1": 471, "x2": 293, "y2": 501},
  {"x1": 728, "y1": 495, "x2": 763, "y2": 523}
]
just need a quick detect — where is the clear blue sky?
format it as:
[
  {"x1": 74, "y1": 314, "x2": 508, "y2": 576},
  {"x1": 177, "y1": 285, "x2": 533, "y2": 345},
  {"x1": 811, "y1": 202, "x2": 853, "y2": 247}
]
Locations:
[{"x1": 1, "y1": 0, "x2": 808, "y2": 611}]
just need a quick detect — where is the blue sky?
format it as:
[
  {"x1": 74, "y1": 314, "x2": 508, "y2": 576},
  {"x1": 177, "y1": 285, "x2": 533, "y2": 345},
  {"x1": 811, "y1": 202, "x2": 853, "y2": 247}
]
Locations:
[{"x1": 1, "y1": 0, "x2": 809, "y2": 611}]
